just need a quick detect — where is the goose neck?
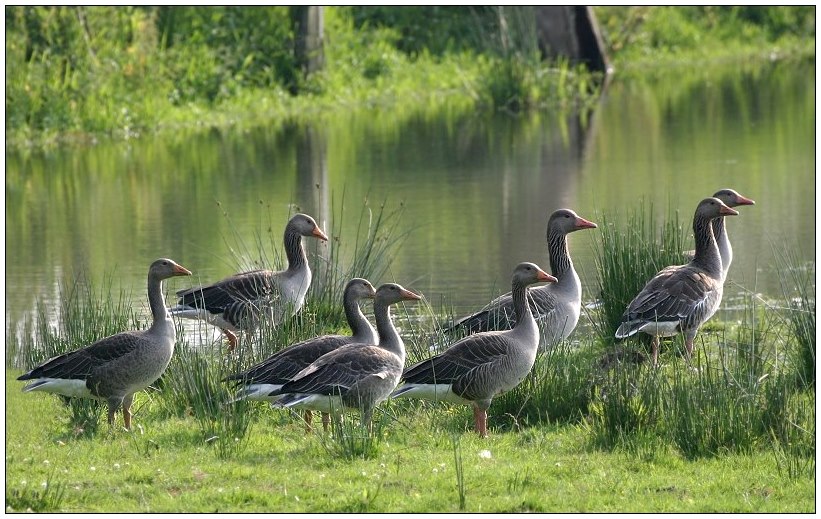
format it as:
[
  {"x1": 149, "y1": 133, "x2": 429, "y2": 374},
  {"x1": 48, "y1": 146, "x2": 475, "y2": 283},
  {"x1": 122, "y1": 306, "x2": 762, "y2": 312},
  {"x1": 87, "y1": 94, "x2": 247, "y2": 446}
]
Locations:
[
  {"x1": 692, "y1": 213, "x2": 722, "y2": 277},
  {"x1": 147, "y1": 275, "x2": 173, "y2": 332},
  {"x1": 346, "y1": 297, "x2": 376, "y2": 342},
  {"x1": 373, "y1": 300, "x2": 404, "y2": 360},
  {"x1": 547, "y1": 230, "x2": 572, "y2": 280},
  {"x1": 284, "y1": 227, "x2": 307, "y2": 272}
]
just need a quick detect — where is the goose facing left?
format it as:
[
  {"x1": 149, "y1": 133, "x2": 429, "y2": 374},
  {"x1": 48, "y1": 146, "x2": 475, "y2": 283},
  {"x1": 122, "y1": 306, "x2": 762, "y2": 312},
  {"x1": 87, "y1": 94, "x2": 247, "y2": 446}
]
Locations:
[
  {"x1": 172, "y1": 213, "x2": 328, "y2": 350},
  {"x1": 17, "y1": 258, "x2": 192, "y2": 430}
]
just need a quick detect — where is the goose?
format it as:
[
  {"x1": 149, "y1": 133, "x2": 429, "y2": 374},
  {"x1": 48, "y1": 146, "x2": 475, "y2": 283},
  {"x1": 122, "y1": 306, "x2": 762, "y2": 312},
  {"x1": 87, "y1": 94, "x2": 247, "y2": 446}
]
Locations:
[
  {"x1": 222, "y1": 278, "x2": 377, "y2": 431},
  {"x1": 269, "y1": 283, "x2": 422, "y2": 428},
  {"x1": 172, "y1": 213, "x2": 328, "y2": 350},
  {"x1": 17, "y1": 258, "x2": 192, "y2": 430},
  {"x1": 392, "y1": 262, "x2": 557, "y2": 438},
  {"x1": 615, "y1": 197, "x2": 739, "y2": 366},
  {"x1": 444, "y1": 209, "x2": 596, "y2": 345},
  {"x1": 683, "y1": 189, "x2": 755, "y2": 280}
]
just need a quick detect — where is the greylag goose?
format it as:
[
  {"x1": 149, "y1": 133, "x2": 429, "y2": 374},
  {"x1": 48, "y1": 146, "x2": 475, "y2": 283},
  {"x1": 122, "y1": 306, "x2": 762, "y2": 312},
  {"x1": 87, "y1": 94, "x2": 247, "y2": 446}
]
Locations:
[
  {"x1": 445, "y1": 209, "x2": 596, "y2": 344},
  {"x1": 172, "y1": 213, "x2": 328, "y2": 350},
  {"x1": 223, "y1": 278, "x2": 377, "y2": 431},
  {"x1": 18, "y1": 258, "x2": 192, "y2": 430},
  {"x1": 701, "y1": 189, "x2": 755, "y2": 281},
  {"x1": 392, "y1": 262, "x2": 557, "y2": 437},
  {"x1": 615, "y1": 197, "x2": 739, "y2": 366},
  {"x1": 269, "y1": 283, "x2": 422, "y2": 428}
]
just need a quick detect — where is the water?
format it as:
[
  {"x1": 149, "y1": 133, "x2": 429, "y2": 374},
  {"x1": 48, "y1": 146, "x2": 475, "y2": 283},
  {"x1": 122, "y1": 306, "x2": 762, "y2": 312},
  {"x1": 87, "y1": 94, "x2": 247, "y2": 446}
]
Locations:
[{"x1": 5, "y1": 59, "x2": 815, "y2": 340}]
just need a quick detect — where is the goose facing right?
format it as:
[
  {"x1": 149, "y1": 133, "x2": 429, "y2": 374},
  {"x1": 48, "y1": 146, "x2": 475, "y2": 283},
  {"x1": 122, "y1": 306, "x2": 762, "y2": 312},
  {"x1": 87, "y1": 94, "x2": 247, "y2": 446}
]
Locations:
[
  {"x1": 18, "y1": 258, "x2": 192, "y2": 430},
  {"x1": 392, "y1": 262, "x2": 557, "y2": 437},
  {"x1": 615, "y1": 197, "x2": 739, "y2": 366},
  {"x1": 270, "y1": 283, "x2": 422, "y2": 428},
  {"x1": 445, "y1": 209, "x2": 596, "y2": 344},
  {"x1": 223, "y1": 278, "x2": 377, "y2": 431},
  {"x1": 172, "y1": 213, "x2": 328, "y2": 350}
]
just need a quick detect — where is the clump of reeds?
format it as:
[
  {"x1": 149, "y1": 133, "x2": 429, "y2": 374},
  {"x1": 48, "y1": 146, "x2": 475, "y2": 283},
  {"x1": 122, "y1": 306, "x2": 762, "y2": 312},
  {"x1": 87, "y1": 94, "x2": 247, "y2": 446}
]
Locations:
[
  {"x1": 316, "y1": 401, "x2": 389, "y2": 460},
  {"x1": 591, "y1": 203, "x2": 689, "y2": 347},
  {"x1": 774, "y1": 247, "x2": 815, "y2": 388},
  {"x1": 6, "y1": 274, "x2": 137, "y2": 435},
  {"x1": 156, "y1": 336, "x2": 255, "y2": 459},
  {"x1": 491, "y1": 339, "x2": 596, "y2": 429}
]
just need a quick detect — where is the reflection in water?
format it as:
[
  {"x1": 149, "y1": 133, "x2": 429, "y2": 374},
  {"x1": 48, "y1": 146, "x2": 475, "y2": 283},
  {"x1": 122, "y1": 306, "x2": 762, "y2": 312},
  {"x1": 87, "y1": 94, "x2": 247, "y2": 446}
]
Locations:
[{"x1": 5, "y1": 59, "x2": 815, "y2": 332}]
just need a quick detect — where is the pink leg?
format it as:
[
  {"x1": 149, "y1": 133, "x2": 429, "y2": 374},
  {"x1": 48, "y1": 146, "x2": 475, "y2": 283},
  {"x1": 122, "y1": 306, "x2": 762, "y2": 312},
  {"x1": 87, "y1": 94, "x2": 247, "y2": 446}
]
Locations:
[
  {"x1": 123, "y1": 394, "x2": 134, "y2": 430},
  {"x1": 473, "y1": 404, "x2": 488, "y2": 438},
  {"x1": 304, "y1": 410, "x2": 313, "y2": 433},
  {"x1": 224, "y1": 330, "x2": 238, "y2": 352},
  {"x1": 685, "y1": 337, "x2": 694, "y2": 357},
  {"x1": 651, "y1": 336, "x2": 660, "y2": 367}
]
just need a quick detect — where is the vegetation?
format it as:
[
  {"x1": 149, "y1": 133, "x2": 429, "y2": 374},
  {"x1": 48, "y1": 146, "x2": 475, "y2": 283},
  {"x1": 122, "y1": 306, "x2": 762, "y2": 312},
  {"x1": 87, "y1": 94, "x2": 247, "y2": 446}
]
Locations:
[
  {"x1": 6, "y1": 203, "x2": 815, "y2": 512},
  {"x1": 6, "y1": 6, "x2": 814, "y2": 148}
]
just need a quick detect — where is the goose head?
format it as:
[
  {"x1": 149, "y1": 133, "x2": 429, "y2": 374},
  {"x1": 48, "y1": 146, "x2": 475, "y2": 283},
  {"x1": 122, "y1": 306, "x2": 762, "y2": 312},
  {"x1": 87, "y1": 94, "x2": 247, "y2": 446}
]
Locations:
[
  {"x1": 548, "y1": 208, "x2": 598, "y2": 236},
  {"x1": 150, "y1": 258, "x2": 192, "y2": 280},
  {"x1": 375, "y1": 283, "x2": 422, "y2": 306},
  {"x1": 345, "y1": 278, "x2": 377, "y2": 301},
  {"x1": 696, "y1": 197, "x2": 739, "y2": 220},
  {"x1": 289, "y1": 213, "x2": 329, "y2": 241},
  {"x1": 712, "y1": 188, "x2": 755, "y2": 208},
  {"x1": 512, "y1": 262, "x2": 558, "y2": 286}
]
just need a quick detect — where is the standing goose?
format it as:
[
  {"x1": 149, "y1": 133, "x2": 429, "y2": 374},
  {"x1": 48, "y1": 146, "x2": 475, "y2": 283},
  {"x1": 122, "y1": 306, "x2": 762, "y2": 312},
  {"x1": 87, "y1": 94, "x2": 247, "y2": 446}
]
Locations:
[
  {"x1": 392, "y1": 262, "x2": 557, "y2": 438},
  {"x1": 172, "y1": 213, "x2": 328, "y2": 350},
  {"x1": 683, "y1": 189, "x2": 755, "y2": 280},
  {"x1": 707, "y1": 188, "x2": 755, "y2": 281},
  {"x1": 445, "y1": 209, "x2": 596, "y2": 344},
  {"x1": 269, "y1": 283, "x2": 422, "y2": 428},
  {"x1": 615, "y1": 197, "x2": 739, "y2": 366},
  {"x1": 18, "y1": 258, "x2": 192, "y2": 430},
  {"x1": 223, "y1": 278, "x2": 377, "y2": 431}
]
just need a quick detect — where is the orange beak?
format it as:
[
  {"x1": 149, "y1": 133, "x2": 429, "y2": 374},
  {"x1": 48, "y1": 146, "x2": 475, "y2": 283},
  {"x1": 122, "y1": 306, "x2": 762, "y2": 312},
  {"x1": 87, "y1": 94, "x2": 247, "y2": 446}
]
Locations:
[
  {"x1": 312, "y1": 227, "x2": 329, "y2": 241},
  {"x1": 400, "y1": 289, "x2": 423, "y2": 301},
  {"x1": 575, "y1": 216, "x2": 598, "y2": 230},
  {"x1": 173, "y1": 264, "x2": 193, "y2": 276},
  {"x1": 537, "y1": 268, "x2": 559, "y2": 283},
  {"x1": 734, "y1": 194, "x2": 755, "y2": 206},
  {"x1": 719, "y1": 204, "x2": 739, "y2": 216}
]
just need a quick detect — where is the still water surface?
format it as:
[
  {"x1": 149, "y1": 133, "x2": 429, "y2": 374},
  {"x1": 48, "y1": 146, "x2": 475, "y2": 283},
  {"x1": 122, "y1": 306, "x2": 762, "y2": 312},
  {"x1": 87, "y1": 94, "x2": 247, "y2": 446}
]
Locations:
[{"x1": 5, "y1": 59, "x2": 815, "y2": 341}]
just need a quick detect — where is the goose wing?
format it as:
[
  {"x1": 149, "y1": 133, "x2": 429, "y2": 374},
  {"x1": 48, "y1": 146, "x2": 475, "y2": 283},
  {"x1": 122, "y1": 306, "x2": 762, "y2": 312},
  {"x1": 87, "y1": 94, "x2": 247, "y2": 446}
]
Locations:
[
  {"x1": 17, "y1": 331, "x2": 146, "y2": 382},
  {"x1": 176, "y1": 270, "x2": 279, "y2": 313}
]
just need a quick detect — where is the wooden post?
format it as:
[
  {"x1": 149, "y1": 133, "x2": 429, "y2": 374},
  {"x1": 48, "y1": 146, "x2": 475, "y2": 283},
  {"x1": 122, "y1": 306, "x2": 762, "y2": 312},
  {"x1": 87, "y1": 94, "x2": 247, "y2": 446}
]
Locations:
[
  {"x1": 533, "y1": 6, "x2": 611, "y2": 74},
  {"x1": 293, "y1": 6, "x2": 325, "y2": 77}
]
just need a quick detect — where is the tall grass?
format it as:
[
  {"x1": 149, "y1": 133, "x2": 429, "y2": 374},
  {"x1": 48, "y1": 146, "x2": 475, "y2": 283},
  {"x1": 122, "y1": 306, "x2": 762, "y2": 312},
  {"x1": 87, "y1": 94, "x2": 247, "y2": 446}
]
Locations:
[
  {"x1": 491, "y1": 340, "x2": 596, "y2": 428},
  {"x1": 774, "y1": 247, "x2": 815, "y2": 388},
  {"x1": 5, "y1": 469, "x2": 67, "y2": 513},
  {"x1": 156, "y1": 335, "x2": 255, "y2": 459},
  {"x1": 5, "y1": 274, "x2": 137, "y2": 435},
  {"x1": 591, "y1": 203, "x2": 689, "y2": 346}
]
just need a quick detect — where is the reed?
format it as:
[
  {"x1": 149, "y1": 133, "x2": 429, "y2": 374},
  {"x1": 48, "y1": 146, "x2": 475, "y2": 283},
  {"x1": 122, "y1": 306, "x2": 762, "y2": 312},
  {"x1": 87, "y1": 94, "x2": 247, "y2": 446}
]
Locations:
[
  {"x1": 591, "y1": 203, "x2": 689, "y2": 347},
  {"x1": 156, "y1": 336, "x2": 255, "y2": 459},
  {"x1": 316, "y1": 401, "x2": 389, "y2": 461},
  {"x1": 451, "y1": 434, "x2": 467, "y2": 510},
  {"x1": 6, "y1": 274, "x2": 137, "y2": 435},
  {"x1": 491, "y1": 340, "x2": 595, "y2": 428},
  {"x1": 774, "y1": 247, "x2": 815, "y2": 388}
]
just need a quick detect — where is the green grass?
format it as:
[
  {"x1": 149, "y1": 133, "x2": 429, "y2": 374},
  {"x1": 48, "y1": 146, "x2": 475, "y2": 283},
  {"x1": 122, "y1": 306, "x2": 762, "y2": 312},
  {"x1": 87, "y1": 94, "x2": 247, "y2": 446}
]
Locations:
[{"x1": 5, "y1": 369, "x2": 814, "y2": 513}]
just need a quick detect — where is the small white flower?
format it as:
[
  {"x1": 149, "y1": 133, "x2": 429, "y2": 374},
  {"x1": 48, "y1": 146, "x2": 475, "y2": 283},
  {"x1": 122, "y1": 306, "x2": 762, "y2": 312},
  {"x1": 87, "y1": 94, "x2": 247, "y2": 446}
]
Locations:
[
  {"x1": 361, "y1": 471, "x2": 367, "y2": 476},
  {"x1": 478, "y1": 450, "x2": 492, "y2": 459},
  {"x1": 41, "y1": 482, "x2": 48, "y2": 488},
  {"x1": 42, "y1": 460, "x2": 50, "y2": 465},
  {"x1": 218, "y1": 488, "x2": 224, "y2": 493},
  {"x1": 89, "y1": 466, "x2": 96, "y2": 471},
  {"x1": 113, "y1": 463, "x2": 121, "y2": 469},
  {"x1": 20, "y1": 480, "x2": 27, "y2": 486},
  {"x1": 432, "y1": 468, "x2": 438, "y2": 473}
]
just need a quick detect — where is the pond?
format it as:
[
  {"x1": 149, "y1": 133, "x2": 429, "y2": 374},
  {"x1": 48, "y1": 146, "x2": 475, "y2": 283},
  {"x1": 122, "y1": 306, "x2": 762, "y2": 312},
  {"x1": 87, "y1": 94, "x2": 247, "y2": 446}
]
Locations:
[{"x1": 5, "y1": 58, "x2": 815, "y2": 344}]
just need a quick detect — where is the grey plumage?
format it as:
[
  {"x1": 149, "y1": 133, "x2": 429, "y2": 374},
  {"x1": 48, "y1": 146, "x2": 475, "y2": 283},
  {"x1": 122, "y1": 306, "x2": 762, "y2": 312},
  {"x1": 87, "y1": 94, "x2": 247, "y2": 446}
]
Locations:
[
  {"x1": 445, "y1": 209, "x2": 596, "y2": 346},
  {"x1": 172, "y1": 213, "x2": 328, "y2": 349},
  {"x1": 392, "y1": 262, "x2": 557, "y2": 437},
  {"x1": 615, "y1": 197, "x2": 739, "y2": 365},
  {"x1": 223, "y1": 278, "x2": 377, "y2": 431},
  {"x1": 18, "y1": 258, "x2": 192, "y2": 429},
  {"x1": 271, "y1": 283, "x2": 422, "y2": 427}
]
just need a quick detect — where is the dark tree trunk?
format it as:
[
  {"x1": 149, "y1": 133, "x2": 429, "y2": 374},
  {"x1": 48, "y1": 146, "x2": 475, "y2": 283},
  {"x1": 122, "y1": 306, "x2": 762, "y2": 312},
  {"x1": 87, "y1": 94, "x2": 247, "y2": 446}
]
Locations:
[
  {"x1": 534, "y1": 6, "x2": 610, "y2": 74},
  {"x1": 291, "y1": 6, "x2": 324, "y2": 94}
]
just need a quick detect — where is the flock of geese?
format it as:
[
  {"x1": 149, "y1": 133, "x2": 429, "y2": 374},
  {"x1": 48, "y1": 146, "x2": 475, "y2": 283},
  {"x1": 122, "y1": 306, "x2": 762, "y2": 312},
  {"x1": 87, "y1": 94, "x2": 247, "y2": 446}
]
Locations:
[{"x1": 18, "y1": 189, "x2": 754, "y2": 437}]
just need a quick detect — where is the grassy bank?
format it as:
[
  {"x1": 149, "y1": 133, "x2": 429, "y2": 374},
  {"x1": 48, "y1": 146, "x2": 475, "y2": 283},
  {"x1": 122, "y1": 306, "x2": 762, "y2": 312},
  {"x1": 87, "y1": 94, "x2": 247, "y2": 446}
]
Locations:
[
  {"x1": 5, "y1": 202, "x2": 815, "y2": 512},
  {"x1": 6, "y1": 6, "x2": 814, "y2": 148}
]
